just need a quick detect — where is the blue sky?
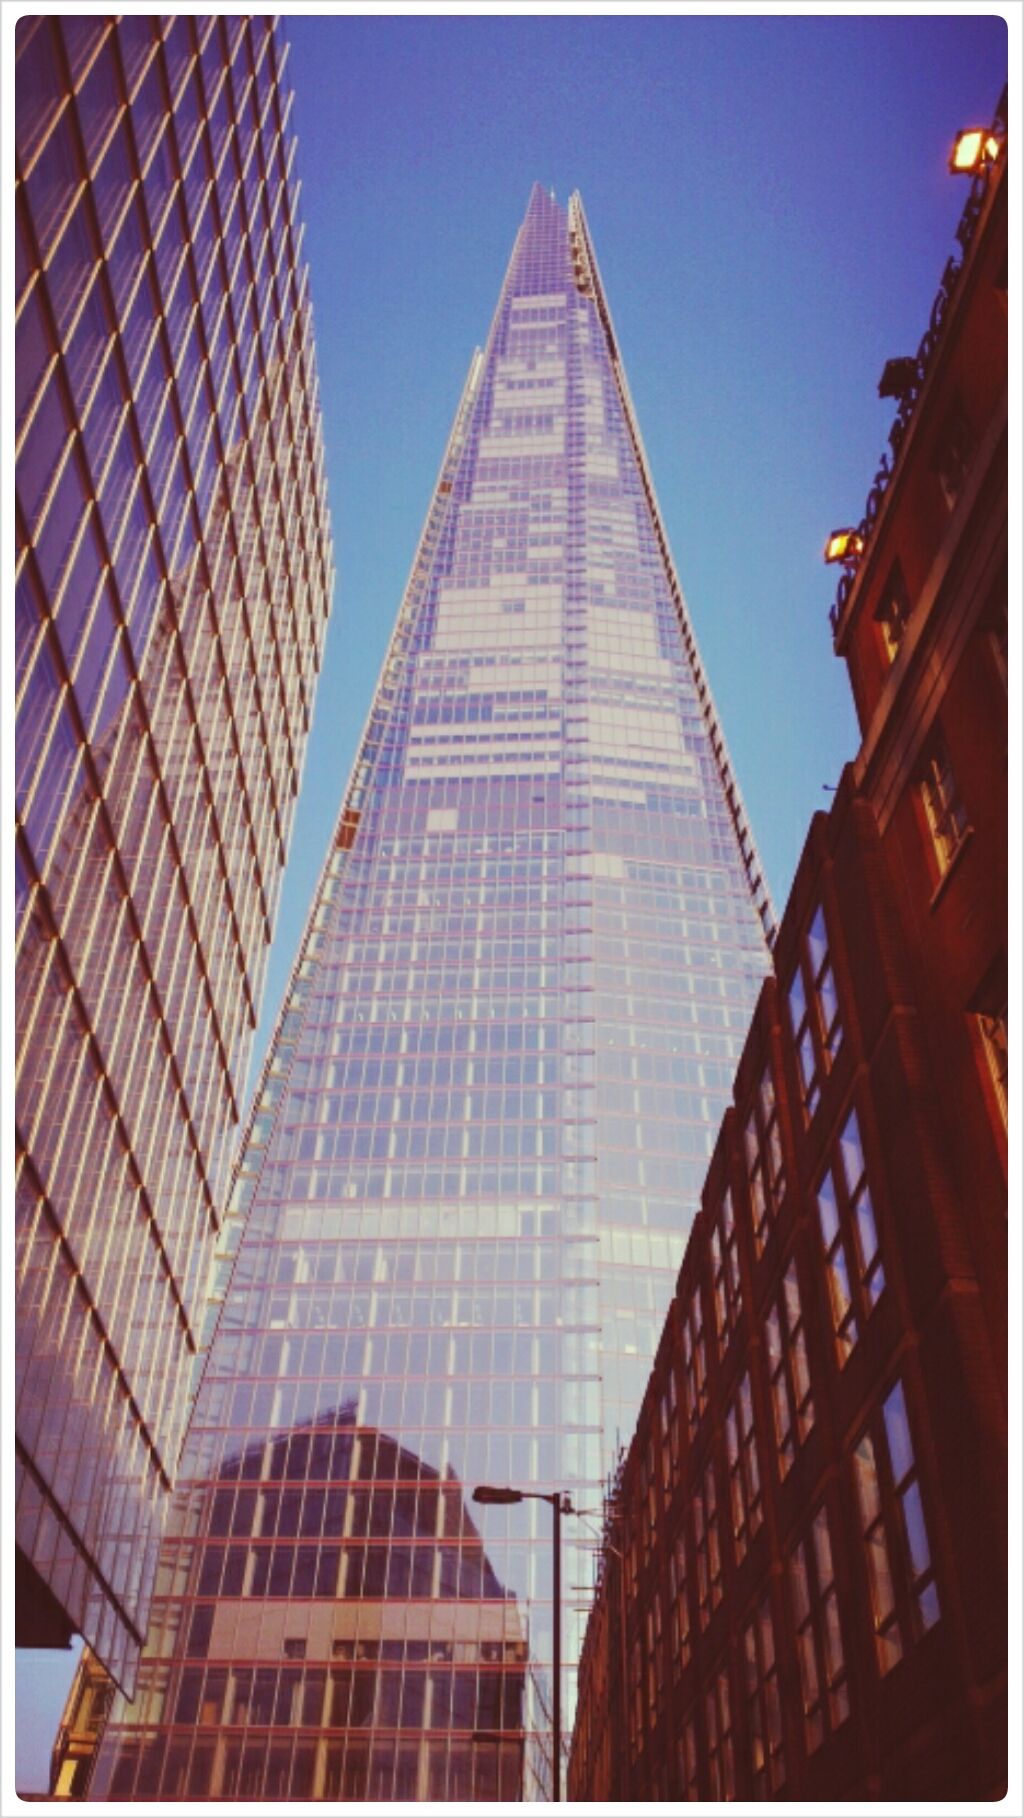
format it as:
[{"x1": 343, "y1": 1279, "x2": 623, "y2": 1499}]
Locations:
[
  {"x1": 15, "y1": 4, "x2": 1009, "y2": 1793},
  {"x1": 249, "y1": 7, "x2": 1007, "y2": 1099}
]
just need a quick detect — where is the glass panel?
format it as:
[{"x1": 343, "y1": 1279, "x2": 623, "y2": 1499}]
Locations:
[{"x1": 67, "y1": 177, "x2": 771, "y2": 1791}]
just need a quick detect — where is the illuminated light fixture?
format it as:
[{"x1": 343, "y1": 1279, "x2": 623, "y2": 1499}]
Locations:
[
  {"x1": 878, "y1": 356, "x2": 918, "y2": 400},
  {"x1": 824, "y1": 529, "x2": 864, "y2": 566},
  {"x1": 949, "y1": 127, "x2": 1003, "y2": 175}
]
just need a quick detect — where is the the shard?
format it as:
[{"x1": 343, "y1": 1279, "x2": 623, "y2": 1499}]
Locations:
[{"x1": 90, "y1": 184, "x2": 773, "y2": 1801}]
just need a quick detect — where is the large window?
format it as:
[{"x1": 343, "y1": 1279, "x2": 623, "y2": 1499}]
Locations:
[
  {"x1": 709, "y1": 1188, "x2": 742, "y2": 1357},
  {"x1": 789, "y1": 1505, "x2": 848, "y2": 1753},
  {"x1": 693, "y1": 1457, "x2": 723, "y2": 1631},
  {"x1": 764, "y1": 1259, "x2": 814, "y2": 1478},
  {"x1": 677, "y1": 1712, "x2": 699, "y2": 1800},
  {"x1": 919, "y1": 732, "x2": 969, "y2": 876},
  {"x1": 977, "y1": 998, "x2": 1008, "y2": 1125},
  {"x1": 932, "y1": 394, "x2": 976, "y2": 512},
  {"x1": 744, "y1": 1063, "x2": 785, "y2": 1255},
  {"x1": 704, "y1": 1661, "x2": 735, "y2": 1800},
  {"x1": 970, "y1": 964, "x2": 1008, "y2": 1128},
  {"x1": 852, "y1": 1378, "x2": 940, "y2": 1675},
  {"x1": 725, "y1": 1371, "x2": 762, "y2": 1564},
  {"x1": 816, "y1": 1106, "x2": 885, "y2": 1363},
  {"x1": 669, "y1": 1528, "x2": 692, "y2": 1673},
  {"x1": 743, "y1": 1591, "x2": 785, "y2": 1794},
  {"x1": 874, "y1": 557, "x2": 911, "y2": 662},
  {"x1": 681, "y1": 1285, "x2": 708, "y2": 1438},
  {"x1": 787, "y1": 904, "x2": 842, "y2": 1119},
  {"x1": 659, "y1": 1368, "x2": 681, "y2": 1492}
]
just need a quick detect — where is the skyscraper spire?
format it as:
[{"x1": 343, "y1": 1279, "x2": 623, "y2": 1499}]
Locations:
[{"x1": 91, "y1": 185, "x2": 772, "y2": 1803}]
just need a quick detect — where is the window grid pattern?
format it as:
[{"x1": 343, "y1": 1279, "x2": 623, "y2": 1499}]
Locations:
[
  {"x1": 88, "y1": 181, "x2": 771, "y2": 1800},
  {"x1": 709, "y1": 1187, "x2": 742, "y2": 1355},
  {"x1": 789, "y1": 1505, "x2": 848, "y2": 1754},
  {"x1": 787, "y1": 904, "x2": 843, "y2": 1120},
  {"x1": 765, "y1": 1260, "x2": 814, "y2": 1478},
  {"x1": 816, "y1": 1106, "x2": 885, "y2": 1363},
  {"x1": 743, "y1": 1591, "x2": 785, "y2": 1795},
  {"x1": 853, "y1": 1379, "x2": 940, "y2": 1676},
  {"x1": 677, "y1": 1713, "x2": 699, "y2": 1800},
  {"x1": 745, "y1": 1063, "x2": 785, "y2": 1254},
  {"x1": 669, "y1": 1529, "x2": 692, "y2": 1672},
  {"x1": 681, "y1": 1287, "x2": 708, "y2": 1437},
  {"x1": 977, "y1": 1000, "x2": 1008, "y2": 1123},
  {"x1": 704, "y1": 1662, "x2": 736, "y2": 1800},
  {"x1": 15, "y1": 13, "x2": 332, "y2": 1687},
  {"x1": 659, "y1": 1369, "x2": 680, "y2": 1492},
  {"x1": 693, "y1": 1458, "x2": 722, "y2": 1632},
  {"x1": 875, "y1": 558, "x2": 911, "y2": 661},
  {"x1": 725, "y1": 1371, "x2": 762, "y2": 1564},
  {"x1": 920, "y1": 735, "x2": 969, "y2": 874}
]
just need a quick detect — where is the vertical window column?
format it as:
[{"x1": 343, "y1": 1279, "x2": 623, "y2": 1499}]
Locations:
[{"x1": 764, "y1": 1259, "x2": 814, "y2": 1478}]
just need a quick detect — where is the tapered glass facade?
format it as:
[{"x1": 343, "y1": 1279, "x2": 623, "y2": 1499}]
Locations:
[
  {"x1": 90, "y1": 184, "x2": 771, "y2": 1797},
  {"x1": 15, "y1": 15, "x2": 333, "y2": 1690}
]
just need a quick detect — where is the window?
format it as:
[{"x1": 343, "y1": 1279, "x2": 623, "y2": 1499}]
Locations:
[
  {"x1": 677, "y1": 1712, "x2": 699, "y2": 1800},
  {"x1": 681, "y1": 1286, "x2": 708, "y2": 1437},
  {"x1": 764, "y1": 1260, "x2": 813, "y2": 1477},
  {"x1": 659, "y1": 1369, "x2": 680, "y2": 1490},
  {"x1": 641, "y1": 1435, "x2": 659, "y2": 1561},
  {"x1": 874, "y1": 558, "x2": 911, "y2": 661},
  {"x1": 693, "y1": 1458, "x2": 723, "y2": 1631},
  {"x1": 744, "y1": 1064, "x2": 785, "y2": 1254},
  {"x1": 919, "y1": 733, "x2": 969, "y2": 875},
  {"x1": 725, "y1": 1372, "x2": 762, "y2": 1564},
  {"x1": 644, "y1": 1589, "x2": 664, "y2": 1718},
  {"x1": 743, "y1": 1592, "x2": 785, "y2": 1794},
  {"x1": 816, "y1": 1106, "x2": 885, "y2": 1363},
  {"x1": 789, "y1": 1505, "x2": 849, "y2": 1752},
  {"x1": 709, "y1": 1188, "x2": 742, "y2": 1355},
  {"x1": 704, "y1": 1662, "x2": 735, "y2": 1800},
  {"x1": 977, "y1": 997, "x2": 1008, "y2": 1124},
  {"x1": 932, "y1": 395, "x2": 976, "y2": 511},
  {"x1": 628, "y1": 1636, "x2": 642, "y2": 1759},
  {"x1": 669, "y1": 1529, "x2": 691, "y2": 1671},
  {"x1": 853, "y1": 1378, "x2": 940, "y2": 1675},
  {"x1": 969, "y1": 961, "x2": 1007, "y2": 1128},
  {"x1": 787, "y1": 904, "x2": 842, "y2": 1119}
]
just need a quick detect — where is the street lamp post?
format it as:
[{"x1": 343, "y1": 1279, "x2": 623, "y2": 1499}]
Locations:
[{"x1": 472, "y1": 1484, "x2": 575, "y2": 1802}]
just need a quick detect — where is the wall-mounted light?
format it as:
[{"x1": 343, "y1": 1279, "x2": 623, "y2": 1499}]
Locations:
[
  {"x1": 824, "y1": 529, "x2": 864, "y2": 567},
  {"x1": 949, "y1": 127, "x2": 1003, "y2": 175}
]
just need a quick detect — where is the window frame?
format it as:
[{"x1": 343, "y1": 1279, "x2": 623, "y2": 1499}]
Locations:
[
  {"x1": 874, "y1": 556, "x2": 912, "y2": 662},
  {"x1": 787, "y1": 902, "x2": 843, "y2": 1121},
  {"x1": 743, "y1": 1589, "x2": 786, "y2": 1795},
  {"x1": 744, "y1": 1061, "x2": 786, "y2": 1255},
  {"x1": 815, "y1": 1104, "x2": 885, "y2": 1364},
  {"x1": 852, "y1": 1377, "x2": 940, "y2": 1676},
  {"x1": 764, "y1": 1257, "x2": 814, "y2": 1479},
  {"x1": 918, "y1": 731, "x2": 969, "y2": 878},
  {"x1": 725, "y1": 1369, "x2": 763, "y2": 1564}
]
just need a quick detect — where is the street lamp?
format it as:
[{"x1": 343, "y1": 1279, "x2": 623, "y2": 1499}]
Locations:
[{"x1": 472, "y1": 1484, "x2": 575, "y2": 1801}]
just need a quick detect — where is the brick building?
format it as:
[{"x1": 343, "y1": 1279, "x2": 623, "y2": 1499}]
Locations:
[{"x1": 569, "y1": 97, "x2": 1006, "y2": 1804}]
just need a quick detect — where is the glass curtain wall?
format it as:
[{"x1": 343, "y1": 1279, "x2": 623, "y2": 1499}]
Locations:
[
  {"x1": 91, "y1": 184, "x2": 771, "y2": 1799},
  {"x1": 15, "y1": 15, "x2": 333, "y2": 1688}
]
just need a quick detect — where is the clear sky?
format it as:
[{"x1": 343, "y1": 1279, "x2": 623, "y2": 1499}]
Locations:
[
  {"x1": 247, "y1": 5, "x2": 1007, "y2": 1100},
  {"x1": 14, "y1": 3, "x2": 1009, "y2": 1795}
]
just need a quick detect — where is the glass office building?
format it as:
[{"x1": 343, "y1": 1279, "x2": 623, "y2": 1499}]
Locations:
[
  {"x1": 15, "y1": 15, "x2": 333, "y2": 1690},
  {"x1": 90, "y1": 184, "x2": 771, "y2": 1797}
]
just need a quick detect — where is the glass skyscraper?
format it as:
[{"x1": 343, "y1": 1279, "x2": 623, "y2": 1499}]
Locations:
[
  {"x1": 89, "y1": 183, "x2": 772, "y2": 1799},
  {"x1": 15, "y1": 15, "x2": 333, "y2": 1690}
]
